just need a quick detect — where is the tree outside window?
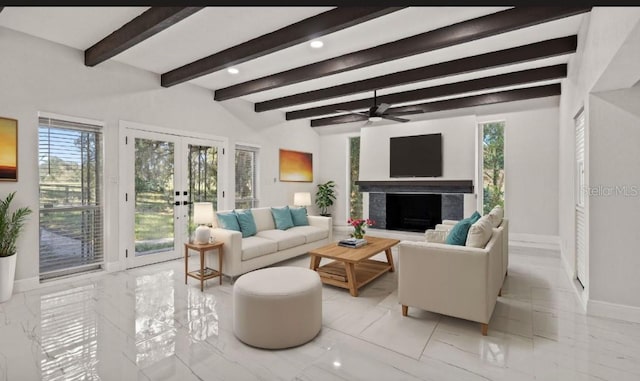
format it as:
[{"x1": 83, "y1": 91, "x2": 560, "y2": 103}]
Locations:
[
  {"x1": 349, "y1": 136, "x2": 363, "y2": 219},
  {"x1": 482, "y1": 122, "x2": 505, "y2": 214}
]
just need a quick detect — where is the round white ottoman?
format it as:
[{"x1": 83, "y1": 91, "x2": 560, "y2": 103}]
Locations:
[{"x1": 233, "y1": 266, "x2": 322, "y2": 349}]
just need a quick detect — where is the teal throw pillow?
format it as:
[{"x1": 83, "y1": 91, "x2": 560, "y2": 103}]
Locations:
[
  {"x1": 234, "y1": 209, "x2": 257, "y2": 238},
  {"x1": 290, "y1": 207, "x2": 309, "y2": 226},
  {"x1": 271, "y1": 206, "x2": 294, "y2": 230},
  {"x1": 216, "y1": 212, "x2": 241, "y2": 232},
  {"x1": 445, "y1": 218, "x2": 473, "y2": 246},
  {"x1": 470, "y1": 211, "x2": 481, "y2": 223}
]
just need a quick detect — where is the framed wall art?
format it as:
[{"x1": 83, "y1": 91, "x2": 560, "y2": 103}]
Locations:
[
  {"x1": 279, "y1": 149, "x2": 313, "y2": 182},
  {"x1": 0, "y1": 117, "x2": 18, "y2": 182}
]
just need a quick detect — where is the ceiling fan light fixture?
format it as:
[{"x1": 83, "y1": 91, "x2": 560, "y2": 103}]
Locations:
[
  {"x1": 227, "y1": 67, "x2": 239, "y2": 75},
  {"x1": 369, "y1": 116, "x2": 382, "y2": 122},
  {"x1": 310, "y1": 40, "x2": 324, "y2": 49}
]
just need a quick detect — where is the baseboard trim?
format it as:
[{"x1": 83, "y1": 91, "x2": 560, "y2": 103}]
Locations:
[
  {"x1": 13, "y1": 277, "x2": 39, "y2": 293},
  {"x1": 588, "y1": 299, "x2": 640, "y2": 324},
  {"x1": 560, "y1": 247, "x2": 589, "y2": 312},
  {"x1": 510, "y1": 233, "x2": 560, "y2": 250},
  {"x1": 104, "y1": 261, "x2": 123, "y2": 272}
]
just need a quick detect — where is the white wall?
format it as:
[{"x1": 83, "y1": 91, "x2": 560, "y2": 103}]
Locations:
[
  {"x1": 557, "y1": 8, "x2": 640, "y2": 313},
  {"x1": 479, "y1": 106, "x2": 559, "y2": 237},
  {"x1": 0, "y1": 27, "x2": 320, "y2": 284},
  {"x1": 588, "y1": 87, "x2": 640, "y2": 309}
]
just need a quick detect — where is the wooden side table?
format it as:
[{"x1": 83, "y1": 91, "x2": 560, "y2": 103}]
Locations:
[{"x1": 184, "y1": 241, "x2": 224, "y2": 291}]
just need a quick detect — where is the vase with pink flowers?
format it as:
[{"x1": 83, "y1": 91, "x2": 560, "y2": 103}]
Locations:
[{"x1": 347, "y1": 218, "x2": 375, "y2": 239}]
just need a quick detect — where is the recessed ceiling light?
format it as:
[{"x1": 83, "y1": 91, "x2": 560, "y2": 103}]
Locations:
[
  {"x1": 227, "y1": 67, "x2": 239, "y2": 75},
  {"x1": 310, "y1": 40, "x2": 324, "y2": 49}
]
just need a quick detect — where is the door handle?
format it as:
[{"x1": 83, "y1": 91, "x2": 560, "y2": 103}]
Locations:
[{"x1": 183, "y1": 201, "x2": 192, "y2": 206}]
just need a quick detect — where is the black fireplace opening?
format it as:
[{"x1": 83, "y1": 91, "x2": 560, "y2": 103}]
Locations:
[{"x1": 386, "y1": 193, "x2": 442, "y2": 232}]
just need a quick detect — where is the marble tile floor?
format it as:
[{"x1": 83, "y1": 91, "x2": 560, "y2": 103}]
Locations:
[{"x1": 1, "y1": 245, "x2": 640, "y2": 381}]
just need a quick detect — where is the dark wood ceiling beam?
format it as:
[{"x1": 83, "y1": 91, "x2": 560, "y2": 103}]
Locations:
[
  {"x1": 85, "y1": 7, "x2": 204, "y2": 67},
  {"x1": 287, "y1": 64, "x2": 566, "y2": 120},
  {"x1": 161, "y1": 7, "x2": 405, "y2": 88},
  {"x1": 310, "y1": 84, "x2": 561, "y2": 127},
  {"x1": 0, "y1": 7, "x2": 4, "y2": 13},
  {"x1": 258, "y1": 35, "x2": 577, "y2": 112},
  {"x1": 216, "y1": 6, "x2": 590, "y2": 101}
]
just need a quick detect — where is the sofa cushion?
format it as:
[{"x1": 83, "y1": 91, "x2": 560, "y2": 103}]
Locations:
[
  {"x1": 288, "y1": 225, "x2": 328, "y2": 243},
  {"x1": 216, "y1": 211, "x2": 241, "y2": 232},
  {"x1": 425, "y1": 229, "x2": 448, "y2": 243},
  {"x1": 252, "y1": 207, "x2": 275, "y2": 231},
  {"x1": 445, "y1": 218, "x2": 473, "y2": 246},
  {"x1": 271, "y1": 206, "x2": 294, "y2": 230},
  {"x1": 256, "y1": 229, "x2": 306, "y2": 250},
  {"x1": 290, "y1": 207, "x2": 309, "y2": 226},
  {"x1": 488, "y1": 205, "x2": 504, "y2": 228},
  {"x1": 466, "y1": 215, "x2": 494, "y2": 248},
  {"x1": 241, "y1": 236, "x2": 278, "y2": 261},
  {"x1": 235, "y1": 209, "x2": 257, "y2": 238}
]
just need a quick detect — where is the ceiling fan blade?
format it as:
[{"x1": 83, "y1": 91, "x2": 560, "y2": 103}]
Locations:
[
  {"x1": 381, "y1": 114, "x2": 409, "y2": 123},
  {"x1": 376, "y1": 103, "x2": 391, "y2": 115},
  {"x1": 336, "y1": 109, "x2": 368, "y2": 117}
]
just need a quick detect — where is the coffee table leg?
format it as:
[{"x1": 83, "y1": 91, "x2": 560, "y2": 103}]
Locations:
[
  {"x1": 385, "y1": 248, "x2": 396, "y2": 272},
  {"x1": 345, "y1": 263, "x2": 358, "y2": 297},
  {"x1": 309, "y1": 255, "x2": 321, "y2": 270}
]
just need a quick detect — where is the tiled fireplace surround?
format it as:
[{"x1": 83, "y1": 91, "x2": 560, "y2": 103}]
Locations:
[{"x1": 356, "y1": 180, "x2": 474, "y2": 232}]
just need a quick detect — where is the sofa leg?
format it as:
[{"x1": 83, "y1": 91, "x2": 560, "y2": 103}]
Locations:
[
  {"x1": 481, "y1": 323, "x2": 488, "y2": 336},
  {"x1": 402, "y1": 305, "x2": 408, "y2": 316}
]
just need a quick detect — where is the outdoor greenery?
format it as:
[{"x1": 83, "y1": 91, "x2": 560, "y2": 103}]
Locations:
[
  {"x1": 235, "y1": 148, "x2": 256, "y2": 208},
  {"x1": 0, "y1": 192, "x2": 32, "y2": 257},
  {"x1": 349, "y1": 137, "x2": 363, "y2": 219},
  {"x1": 315, "y1": 180, "x2": 337, "y2": 216},
  {"x1": 482, "y1": 121, "x2": 505, "y2": 214}
]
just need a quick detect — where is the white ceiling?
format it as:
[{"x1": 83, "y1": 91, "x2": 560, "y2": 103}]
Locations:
[{"x1": 0, "y1": 6, "x2": 587, "y2": 122}]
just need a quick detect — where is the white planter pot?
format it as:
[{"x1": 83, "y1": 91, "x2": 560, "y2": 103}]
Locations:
[{"x1": 0, "y1": 254, "x2": 17, "y2": 303}]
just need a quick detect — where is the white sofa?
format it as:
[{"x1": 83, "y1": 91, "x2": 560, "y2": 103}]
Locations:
[
  {"x1": 398, "y1": 208, "x2": 507, "y2": 335},
  {"x1": 209, "y1": 207, "x2": 332, "y2": 278}
]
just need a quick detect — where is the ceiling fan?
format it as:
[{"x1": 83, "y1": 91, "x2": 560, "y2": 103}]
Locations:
[{"x1": 337, "y1": 90, "x2": 410, "y2": 125}]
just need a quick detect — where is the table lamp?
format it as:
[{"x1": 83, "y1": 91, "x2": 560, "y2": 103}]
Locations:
[
  {"x1": 293, "y1": 192, "x2": 311, "y2": 208},
  {"x1": 193, "y1": 202, "x2": 214, "y2": 244}
]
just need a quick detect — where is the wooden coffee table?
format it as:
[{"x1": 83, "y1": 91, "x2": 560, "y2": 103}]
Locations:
[{"x1": 309, "y1": 236, "x2": 400, "y2": 297}]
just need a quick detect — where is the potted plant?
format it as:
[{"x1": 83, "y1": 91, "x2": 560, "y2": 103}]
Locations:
[
  {"x1": 0, "y1": 192, "x2": 32, "y2": 303},
  {"x1": 315, "y1": 180, "x2": 336, "y2": 217}
]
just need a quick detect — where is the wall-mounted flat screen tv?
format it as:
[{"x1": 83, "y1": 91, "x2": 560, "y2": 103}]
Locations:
[{"x1": 390, "y1": 133, "x2": 442, "y2": 177}]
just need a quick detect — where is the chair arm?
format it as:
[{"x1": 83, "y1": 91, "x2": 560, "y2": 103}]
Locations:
[{"x1": 210, "y1": 228, "x2": 242, "y2": 276}]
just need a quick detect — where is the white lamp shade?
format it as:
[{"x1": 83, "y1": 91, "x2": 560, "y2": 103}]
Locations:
[
  {"x1": 293, "y1": 192, "x2": 311, "y2": 207},
  {"x1": 193, "y1": 202, "x2": 214, "y2": 225}
]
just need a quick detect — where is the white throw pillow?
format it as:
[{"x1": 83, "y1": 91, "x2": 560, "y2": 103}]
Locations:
[
  {"x1": 488, "y1": 205, "x2": 504, "y2": 228},
  {"x1": 466, "y1": 215, "x2": 493, "y2": 248},
  {"x1": 425, "y1": 229, "x2": 448, "y2": 243}
]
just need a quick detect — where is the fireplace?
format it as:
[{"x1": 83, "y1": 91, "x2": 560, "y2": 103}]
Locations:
[{"x1": 386, "y1": 194, "x2": 442, "y2": 232}]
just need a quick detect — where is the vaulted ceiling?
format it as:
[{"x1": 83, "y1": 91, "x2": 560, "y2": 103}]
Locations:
[{"x1": 0, "y1": 6, "x2": 591, "y2": 127}]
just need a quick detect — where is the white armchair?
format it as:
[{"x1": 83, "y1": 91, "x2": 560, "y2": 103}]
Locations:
[{"x1": 398, "y1": 227, "x2": 504, "y2": 335}]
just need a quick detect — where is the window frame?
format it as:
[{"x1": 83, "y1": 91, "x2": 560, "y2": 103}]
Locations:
[{"x1": 234, "y1": 144, "x2": 260, "y2": 209}]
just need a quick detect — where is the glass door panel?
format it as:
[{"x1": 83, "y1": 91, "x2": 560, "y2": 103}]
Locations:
[{"x1": 134, "y1": 138, "x2": 176, "y2": 256}]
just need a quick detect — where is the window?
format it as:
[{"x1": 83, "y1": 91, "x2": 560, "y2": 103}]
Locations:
[
  {"x1": 235, "y1": 145, "x2": 258, "y2": 209},
  {"x1": 349, "y1": 136, "x2": 363, "y2": 219},
  {"x1": 480, "y1": 121, "x2": 505, "y2": 214},
  {"x1": 39, "y1": 116, "x2": 103, "y2": 279}
]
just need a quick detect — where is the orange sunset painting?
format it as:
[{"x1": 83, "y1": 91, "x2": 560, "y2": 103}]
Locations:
[
  {"x1": 0, "y1": 118, "x2": 18, "y2": 181},
  {"x1": 279, "y1": 149, "x2": 313, "y2": 182}
]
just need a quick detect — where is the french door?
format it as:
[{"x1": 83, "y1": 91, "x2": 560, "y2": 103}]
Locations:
[{"x1": 120, "y1": 125, "x2": 223, "y2": 268}]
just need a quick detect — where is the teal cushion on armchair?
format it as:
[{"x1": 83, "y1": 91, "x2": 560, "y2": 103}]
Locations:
[{"x1": 445, "y1": 218, "x2": 473, "y2": 246}]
